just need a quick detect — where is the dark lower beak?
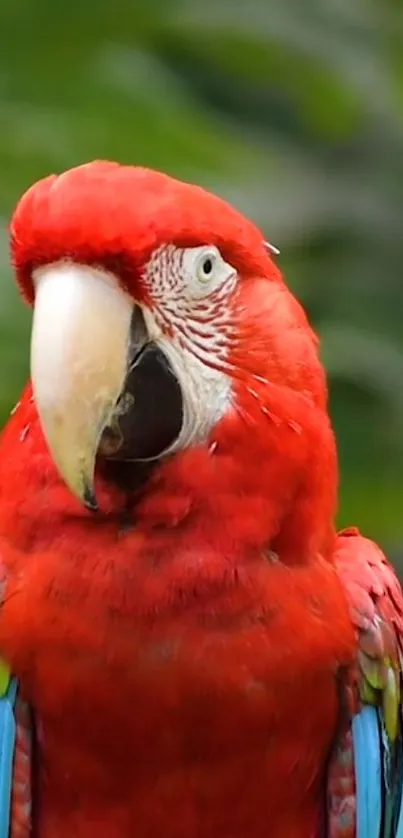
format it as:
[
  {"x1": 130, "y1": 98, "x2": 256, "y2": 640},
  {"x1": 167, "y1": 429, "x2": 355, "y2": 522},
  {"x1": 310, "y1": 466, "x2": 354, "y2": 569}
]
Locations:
[{"x1": 99, "y1": 314, "x2": 183, "y2": 464}]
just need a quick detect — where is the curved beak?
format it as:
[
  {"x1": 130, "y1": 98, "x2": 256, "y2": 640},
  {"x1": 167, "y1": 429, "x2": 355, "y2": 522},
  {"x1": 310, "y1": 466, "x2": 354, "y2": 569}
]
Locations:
[{"x1": 31, "y1": 263, "x2": 134, "y2": 509}]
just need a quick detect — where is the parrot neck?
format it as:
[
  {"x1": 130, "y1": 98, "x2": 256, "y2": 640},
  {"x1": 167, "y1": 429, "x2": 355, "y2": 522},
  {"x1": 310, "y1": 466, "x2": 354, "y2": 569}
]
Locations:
[{"x1": 122, "y1": 379, "x2": 338, "y2": 566}]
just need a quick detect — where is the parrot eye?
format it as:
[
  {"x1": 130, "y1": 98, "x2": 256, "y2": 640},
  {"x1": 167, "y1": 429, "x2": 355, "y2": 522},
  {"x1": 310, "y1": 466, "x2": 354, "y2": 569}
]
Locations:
[
  {"x1": 197, "y1": 251, "x2": 216, "y2": 283},
  {"x1": 183, "y1": 245, "x2": 237, "y2": 299}
]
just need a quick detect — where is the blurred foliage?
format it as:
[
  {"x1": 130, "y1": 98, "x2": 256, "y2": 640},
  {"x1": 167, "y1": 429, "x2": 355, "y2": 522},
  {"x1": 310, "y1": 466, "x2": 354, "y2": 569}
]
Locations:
[{"x1": 1, "y1": 0, "x2": 403, "y2": 550}]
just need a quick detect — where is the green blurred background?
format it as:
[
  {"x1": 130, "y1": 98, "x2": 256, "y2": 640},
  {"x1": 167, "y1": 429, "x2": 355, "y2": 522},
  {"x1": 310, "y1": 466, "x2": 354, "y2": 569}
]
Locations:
[{"x1": 1, "y1": 0, "x2": 403, "y2": 558}]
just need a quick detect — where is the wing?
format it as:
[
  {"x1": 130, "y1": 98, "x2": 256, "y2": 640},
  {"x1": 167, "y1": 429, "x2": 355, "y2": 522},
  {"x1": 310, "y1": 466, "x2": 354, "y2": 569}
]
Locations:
[
  {"x1": 0, "y1": 665, "x2": 32, "y2": 838},
  {"x1": 327, "y1": 527, "x2": 403, "y2": 838},
  {"x1": 0, "y1": 554, "x2": 32, "y2": 838}
]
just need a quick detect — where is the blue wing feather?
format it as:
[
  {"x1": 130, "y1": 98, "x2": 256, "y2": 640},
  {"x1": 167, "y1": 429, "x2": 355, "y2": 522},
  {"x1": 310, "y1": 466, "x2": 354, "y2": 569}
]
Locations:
[
  {"x1": 353, "y1": 706, "x2": 382, "y2": 838},
  {"x1": 0, "y1": 677, "x2": 17, "y2": 838},
  {"x1": 396, "y1": 782, "x2": 403, "y2": 838}
]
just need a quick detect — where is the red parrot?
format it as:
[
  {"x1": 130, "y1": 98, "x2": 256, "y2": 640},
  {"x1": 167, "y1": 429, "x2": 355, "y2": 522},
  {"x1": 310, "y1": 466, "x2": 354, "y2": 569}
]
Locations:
[{"x1": 0, "y1": 160, "x2": 402, "y2": 838}]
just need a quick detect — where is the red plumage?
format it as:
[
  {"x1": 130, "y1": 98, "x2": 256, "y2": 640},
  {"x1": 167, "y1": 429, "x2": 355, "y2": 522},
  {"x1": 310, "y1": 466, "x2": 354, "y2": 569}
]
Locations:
[{"x1": 0, "y1": 161, "x2": 401, "y2": 837}]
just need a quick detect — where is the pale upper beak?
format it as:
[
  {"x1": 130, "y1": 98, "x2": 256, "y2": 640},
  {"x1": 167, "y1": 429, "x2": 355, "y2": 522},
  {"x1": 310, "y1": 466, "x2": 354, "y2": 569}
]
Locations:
[{"x1": 31, "y1": 262, "x2": 134, "y2": 508}]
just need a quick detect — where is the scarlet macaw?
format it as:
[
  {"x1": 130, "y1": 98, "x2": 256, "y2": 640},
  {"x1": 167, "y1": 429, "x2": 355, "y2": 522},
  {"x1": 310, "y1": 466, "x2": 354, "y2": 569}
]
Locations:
[{"x1": 0, "y1": 161, "x2": 401, "y2": 838}]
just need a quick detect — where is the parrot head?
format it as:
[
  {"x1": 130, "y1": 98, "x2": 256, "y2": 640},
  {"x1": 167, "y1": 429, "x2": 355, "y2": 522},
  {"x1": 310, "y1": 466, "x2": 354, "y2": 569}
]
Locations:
[{"x1": 10, "y1": 161, "x2": 334, "y2": 556}]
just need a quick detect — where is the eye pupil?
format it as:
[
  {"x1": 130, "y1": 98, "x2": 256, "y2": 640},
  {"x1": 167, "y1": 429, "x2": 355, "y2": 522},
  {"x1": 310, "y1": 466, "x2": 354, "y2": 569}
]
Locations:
[{"x1": 202, "y1": 257, "x2": 213, "y2": 275}]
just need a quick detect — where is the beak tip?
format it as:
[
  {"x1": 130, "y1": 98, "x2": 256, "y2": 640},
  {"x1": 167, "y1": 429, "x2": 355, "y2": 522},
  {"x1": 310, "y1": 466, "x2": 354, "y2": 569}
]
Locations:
[{"x1": 83, "y1": 484, "x2": 99, "y2": 513}]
